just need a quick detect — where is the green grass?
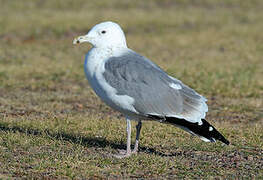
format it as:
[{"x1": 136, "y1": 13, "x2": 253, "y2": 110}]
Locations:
[{"x1": 0, "y1": 0, "x2": 263, "y2": 178}]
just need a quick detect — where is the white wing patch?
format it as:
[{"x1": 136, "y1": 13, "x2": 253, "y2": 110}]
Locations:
[{"x1": 169, "y1": 83, "x2": 182, "y2": 90}]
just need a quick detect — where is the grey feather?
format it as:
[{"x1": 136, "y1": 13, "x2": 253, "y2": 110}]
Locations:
[{"x1": 103, "y1": 50, "x2": 208, "y2": 123}]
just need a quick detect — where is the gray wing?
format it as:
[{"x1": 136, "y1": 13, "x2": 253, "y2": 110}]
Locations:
[{"x1": 103, "y1": 50, "x2": 208, "y2": 123}]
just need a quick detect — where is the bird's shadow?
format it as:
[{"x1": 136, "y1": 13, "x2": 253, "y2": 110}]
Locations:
[{"x1": 0, "y1": 123, "x2": 180, "y2": 157}]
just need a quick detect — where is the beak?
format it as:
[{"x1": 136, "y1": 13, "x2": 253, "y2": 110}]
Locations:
[{"x1": 73, "y1": 35, "x2": 91, "y2": 45}]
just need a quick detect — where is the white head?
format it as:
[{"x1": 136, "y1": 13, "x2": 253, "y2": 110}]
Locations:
[{"x1": 73, "y1": 21, "x2": 127, "y2": 48}]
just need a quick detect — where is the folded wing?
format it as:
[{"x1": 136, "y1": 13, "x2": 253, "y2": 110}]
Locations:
[{"x1": 103, "y1": 50, "x2": 208, "y2": 124}]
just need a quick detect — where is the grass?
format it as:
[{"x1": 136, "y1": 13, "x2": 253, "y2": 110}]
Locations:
[{"x1": 0, "y1": 0, "x2": 263, "y2": 178}]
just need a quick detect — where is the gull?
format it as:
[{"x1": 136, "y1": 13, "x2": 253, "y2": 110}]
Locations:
[{"x1": 73, "y1": 21, "x2": 229, "y2": 158}]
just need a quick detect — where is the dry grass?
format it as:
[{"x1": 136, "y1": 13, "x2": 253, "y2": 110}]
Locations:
[{"x1": 0, "y1": 0, "x2": 262, "y2": 178}]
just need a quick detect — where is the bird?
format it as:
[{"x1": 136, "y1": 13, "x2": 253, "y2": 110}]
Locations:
[{"x1": 73, "y1": 21, "x2": 229, "y2": 158}]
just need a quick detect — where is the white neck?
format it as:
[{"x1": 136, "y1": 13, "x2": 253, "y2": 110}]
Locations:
[{"x1": 84, "y1": 47, "x2": 125, "y2": 78}]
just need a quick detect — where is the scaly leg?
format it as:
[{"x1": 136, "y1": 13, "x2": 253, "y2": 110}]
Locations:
[
  {"x1": 132, "y1": 121, "x2": 142, "y2": 153},
  {"x1": 114, "y1": 118, "x2": 132, "y2": 158},
  {"x1": 126, "y1": 118, "x2": 132, "y2": 154}
]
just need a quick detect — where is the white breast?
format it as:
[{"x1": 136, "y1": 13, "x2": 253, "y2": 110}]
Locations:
[{"x1": 84, "y1": 48, "x2": 138, "y2": 118}]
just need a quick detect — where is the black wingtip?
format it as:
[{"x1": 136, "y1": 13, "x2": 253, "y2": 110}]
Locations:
[
  {"x1": 200, "y1": 119, "x2": 230, "y2": 145},
  {"x1": 217, "y1": 134, "x2": 230, "y2": 145},
  {"x1": 147, "y1": 114, "x2": 230, "y2": 145}
]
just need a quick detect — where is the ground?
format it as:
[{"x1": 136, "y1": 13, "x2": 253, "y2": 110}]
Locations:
[{"x1": 0, "y1": 0, "x2": 262, "y2": 179}]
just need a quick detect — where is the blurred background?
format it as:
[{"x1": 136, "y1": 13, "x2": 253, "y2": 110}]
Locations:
[{"x1": 0, "y1": 0, "x2": 262, "y2": 178}]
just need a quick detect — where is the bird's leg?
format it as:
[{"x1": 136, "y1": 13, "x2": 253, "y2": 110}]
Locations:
[
  {"x1": 132, "y1": 121, "x2": 142, "y2": 154},
  {"x1": 126, "y1": 118, "x2": 132, "y2": 154},
  {"x1": 114, "y1": 118, "x2": 132, "y2": 158}
]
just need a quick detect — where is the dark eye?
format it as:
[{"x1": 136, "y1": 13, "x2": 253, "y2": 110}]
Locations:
[{"x1": 101, "y1": 30, "x2": 106, "y2": 34}]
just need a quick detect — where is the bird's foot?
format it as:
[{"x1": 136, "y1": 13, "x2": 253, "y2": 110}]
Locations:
[
  {"x1": 113, "y1": 149, "x2": 131, "y2": 158},
  {"x1": 113, "y1": 149, "x2": 138, "y2": 159},
  {"x1": 132, "y1": 149, "x2": 138, "y2": 154}
]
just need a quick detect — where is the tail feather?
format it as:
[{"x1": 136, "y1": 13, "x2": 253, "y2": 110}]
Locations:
[{"x1": 148, "y1": 115, "x2": 229, "y2": 145}]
